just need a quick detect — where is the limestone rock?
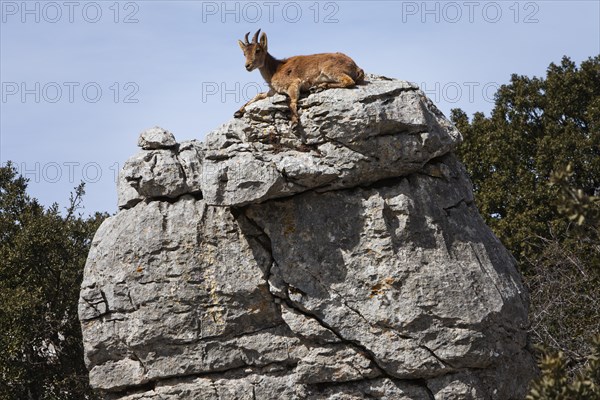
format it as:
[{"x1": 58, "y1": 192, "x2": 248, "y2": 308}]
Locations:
[
  {"x1": 138, "y1": 126, "x2": 177, "y2": 150},
  {"x1": 117, "y1": 76, "x2": 460, "y2": 208},
  {"x1": 117, "y1": 139, "x2": 204, "y2": 209},
  {"x1": 82, "y1": 75, "x2": 536, "y2": 399},
  {"x1": 201, "y1": 77, "x2": 461, "y2": 207}
]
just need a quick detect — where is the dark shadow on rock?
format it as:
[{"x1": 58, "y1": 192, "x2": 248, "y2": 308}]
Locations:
[
  {"x1": 241, "y1": 190, "x2": 366, "y2": 300},
  {"x1": 391, "y1": 155, "x2": 529, "y2": 321}
]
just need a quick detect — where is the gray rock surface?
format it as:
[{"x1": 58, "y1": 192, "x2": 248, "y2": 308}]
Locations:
[
  {"x1": 118, "y1": 138, "x2": 204, "y2": 209},
  {"x1": 80, "y1": 75, "x2": 536, "y2": 399},
  {"x1": 138, "y1": 126, "x2": 178, "y2": 150}
]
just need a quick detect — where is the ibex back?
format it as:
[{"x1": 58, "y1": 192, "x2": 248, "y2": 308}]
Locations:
[{"x1": 235, "y1": 30, "x2": 364, "y2": 128}]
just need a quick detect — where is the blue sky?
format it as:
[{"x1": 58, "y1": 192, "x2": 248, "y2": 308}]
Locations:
[{"x1": 1, "y1": 0, "x2": 599, "y2": 215}]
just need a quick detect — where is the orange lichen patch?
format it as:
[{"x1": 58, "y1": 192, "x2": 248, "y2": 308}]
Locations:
[
  {"x1": 283, "y1": 225, "x2": 296, "y2": 236},
  {"x1": 370, "y1": 277, "x2": 395, "y2": 298},
  {"x1": 136, "y1": 266, "x2": 143, "y2": 273},
  {"x1": 282, "y1": 214, "x2": 296, "y2": 236}
]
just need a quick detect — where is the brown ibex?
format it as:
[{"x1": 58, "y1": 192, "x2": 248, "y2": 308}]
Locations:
[{"x1": 235, "y1": 30, "x2": 364, "y2": 127}]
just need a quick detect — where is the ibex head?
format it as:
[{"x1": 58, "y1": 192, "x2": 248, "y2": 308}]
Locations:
[{"x1": 237, "y1": 29, "x2": 268, "y2": 71}]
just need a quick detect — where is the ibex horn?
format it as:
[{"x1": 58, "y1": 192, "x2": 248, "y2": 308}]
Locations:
[
  {"x1": 252, "y1": 29, "x2": 261, "y2": 44},
  {"x1": 244, "y1": 32, "x2": 250, "y2": 44}
]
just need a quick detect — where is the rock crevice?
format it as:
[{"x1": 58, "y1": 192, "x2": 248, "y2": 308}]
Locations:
[{"x1": 80, "y1": 75, "x2": 536, "y2": 399}]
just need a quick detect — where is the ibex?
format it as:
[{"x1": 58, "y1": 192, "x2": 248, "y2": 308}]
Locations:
[{"x1": 235, "y1": 30, "x2": 364, "y2": 127}]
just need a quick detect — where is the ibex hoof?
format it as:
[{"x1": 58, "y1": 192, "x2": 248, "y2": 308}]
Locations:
[{"x1": 234, "y1": 110, "x2": 244, "y2": 118}]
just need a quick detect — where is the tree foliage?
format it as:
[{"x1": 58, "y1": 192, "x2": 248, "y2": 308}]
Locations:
[
  {"x1": 452, "y1": 55, "x2": 600, "y2": 262},
  {"x1": 527, "y1": 335, "x2": 600, "y2": 400},
  {"x1": 451, "y1": 55, "x2": 600, "y2": 388},
  {"x1": 0, "y1": 162, "x2": 106, "y2": 400}
]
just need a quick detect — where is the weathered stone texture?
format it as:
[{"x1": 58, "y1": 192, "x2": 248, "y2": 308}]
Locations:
[{"x1": 80, "y1": 75, "x2": 536, "y2": 399}]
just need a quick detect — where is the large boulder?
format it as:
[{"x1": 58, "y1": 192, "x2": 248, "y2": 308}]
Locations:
[{"x1": 79, "y1": 75, "x2": 536, "y2": 399}]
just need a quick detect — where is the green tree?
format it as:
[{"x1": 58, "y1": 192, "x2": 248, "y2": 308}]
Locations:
[
  {"x1": 0, "y1": 162, "x2": 107, "y2": 399},
  {"x1": 451, "y1": 55, "x2": 600, "y2": 377},
  {"x1": 527, "y1": 335, "x2": 600, "y2": 400},
  {"x1": 452, "y1": 55, "x2": 600, "y2": 262}
]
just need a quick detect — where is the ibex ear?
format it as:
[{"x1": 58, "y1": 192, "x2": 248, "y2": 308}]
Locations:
[
  {"x1": 237, "y1": 40, "x2": 246, "y2": 51},
  {"x1": 260, "y1": 32, "x2": 268, "y2": 51}
]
